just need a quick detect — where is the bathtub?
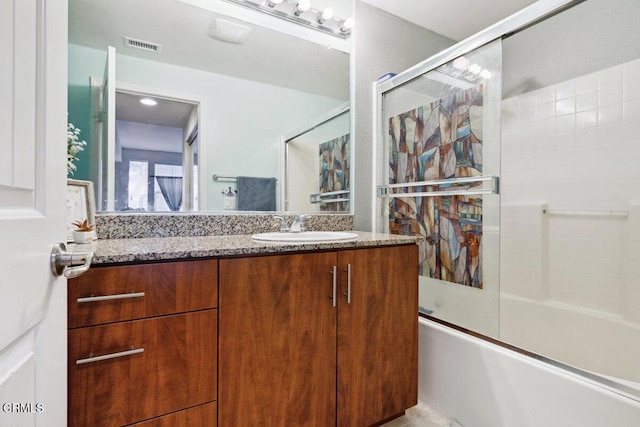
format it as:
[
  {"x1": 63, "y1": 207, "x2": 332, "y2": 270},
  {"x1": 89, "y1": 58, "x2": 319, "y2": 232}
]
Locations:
[
  {"x1": 417, "y1": 316, "x2": 640, "y2": 427},
  {"x1": 499, "y1": 293, "x2": 640, "y2": 387}
]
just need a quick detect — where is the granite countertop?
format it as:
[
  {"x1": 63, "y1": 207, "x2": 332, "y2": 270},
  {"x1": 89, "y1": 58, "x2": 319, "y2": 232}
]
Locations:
[{"x1": 74, "y1": 231, "x2": 422, "y2": 265}]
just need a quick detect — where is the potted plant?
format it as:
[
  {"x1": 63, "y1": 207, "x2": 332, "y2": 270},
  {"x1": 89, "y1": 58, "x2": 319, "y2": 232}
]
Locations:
[
  {"x1": 67, "y1": 121, "x2": 87, "y2": 176},
  {"x1": 72, "y1": 219, "x2": 95, "y2": 243}
]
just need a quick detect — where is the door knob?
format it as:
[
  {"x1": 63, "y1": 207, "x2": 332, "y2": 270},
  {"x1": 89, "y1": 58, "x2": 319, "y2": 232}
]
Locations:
[{"x1": 50, "y1": 243, "x2": 94, "y2": 278}]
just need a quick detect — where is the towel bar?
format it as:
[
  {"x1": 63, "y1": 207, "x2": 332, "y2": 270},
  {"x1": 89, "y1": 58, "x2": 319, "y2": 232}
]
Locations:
[{"x1": 213, "y1": 174, "x2": 277, "y2": 182}]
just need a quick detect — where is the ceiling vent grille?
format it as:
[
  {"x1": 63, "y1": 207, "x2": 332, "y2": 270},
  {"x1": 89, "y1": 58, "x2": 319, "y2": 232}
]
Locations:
[{"x1": 123, "y1": 37, "x2": 161, "y2": 54}]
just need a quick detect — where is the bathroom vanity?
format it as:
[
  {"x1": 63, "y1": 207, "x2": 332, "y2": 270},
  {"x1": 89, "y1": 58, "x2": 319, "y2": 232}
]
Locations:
[{"x1": 67, "y1": 232, "x2": 419, "y2": 426}]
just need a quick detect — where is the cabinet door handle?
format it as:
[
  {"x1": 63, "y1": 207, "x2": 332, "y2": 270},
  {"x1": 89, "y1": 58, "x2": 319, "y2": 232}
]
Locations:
[
  {"x1": 331, "y1": 266, "x2": 337, "y2": 307},
  {"x1": 343, "y1": 264, "x2": 351, "y2": 304},
  {"x1": 76, "y1": 348, "x2": 144, "y2": 365},
  {"x1": 77, "y1": 292, "x2": 145, "y2": 303}
]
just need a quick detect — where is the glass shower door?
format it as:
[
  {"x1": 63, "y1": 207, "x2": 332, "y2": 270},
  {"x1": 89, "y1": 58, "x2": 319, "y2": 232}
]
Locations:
[{"x1": 377, "y1": 39, "x2": 502, "y2": 337}]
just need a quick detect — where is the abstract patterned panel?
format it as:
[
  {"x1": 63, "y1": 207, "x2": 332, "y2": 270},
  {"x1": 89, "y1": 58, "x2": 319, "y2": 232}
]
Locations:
[
  {"x1": 389, "y1": 194, "x2": 483, "y2": 289},
  {"x1": 319, "y1": 134, "x2": 350, "y2": 212},
  {"x1": 389, "y1": 84, "x2": 483, "y2": 184},
  {"x1": 388, "y1": 85, "x2": 484, "y2": 288}
]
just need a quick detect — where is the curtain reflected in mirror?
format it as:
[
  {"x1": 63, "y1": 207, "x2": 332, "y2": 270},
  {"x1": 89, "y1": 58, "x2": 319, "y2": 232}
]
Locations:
[{"x1": 155, "y1": 176, "x2": 183, "y2": 212}]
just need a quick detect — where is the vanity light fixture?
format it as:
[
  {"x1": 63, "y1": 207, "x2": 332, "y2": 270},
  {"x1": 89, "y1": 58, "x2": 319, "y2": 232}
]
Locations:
[
  {"x1": 140, "y1": 98, "x2": 157, "y2": 106},
  {"x1": 220, "y1": 0, "x2": 353, "y2": 39},
  {"x1": 441, "y1": 58, "x2": 494, "y2": 83}
]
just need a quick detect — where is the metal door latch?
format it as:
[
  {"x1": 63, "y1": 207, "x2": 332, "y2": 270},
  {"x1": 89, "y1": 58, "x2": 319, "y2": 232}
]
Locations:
[{"x1": 50, "y1": 242, "x2": 93, "y2": 278}]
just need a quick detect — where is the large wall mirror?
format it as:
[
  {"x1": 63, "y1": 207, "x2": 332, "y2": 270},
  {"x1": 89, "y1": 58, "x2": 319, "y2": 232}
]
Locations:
[{"x1": 68, "y1": 0, "x2": 352, "y2": 213}]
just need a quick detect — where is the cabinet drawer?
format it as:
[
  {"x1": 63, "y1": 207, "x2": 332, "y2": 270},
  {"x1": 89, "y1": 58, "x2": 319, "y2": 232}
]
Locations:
[
  {"x1": 68, "y1": 310, "x2": 217, "y2": 427},
  {"x1": 126, "y1": 402, "x2": 216, "y2": 427},
  {"x1": 68, "y1": 260, "x2": 218, "y2": 328}
]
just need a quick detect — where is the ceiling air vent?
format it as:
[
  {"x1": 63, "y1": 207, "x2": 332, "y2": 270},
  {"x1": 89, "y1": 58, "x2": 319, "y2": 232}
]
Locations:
[{"x1": 123, "y1": 37, "x2": 161, "y2": 54}]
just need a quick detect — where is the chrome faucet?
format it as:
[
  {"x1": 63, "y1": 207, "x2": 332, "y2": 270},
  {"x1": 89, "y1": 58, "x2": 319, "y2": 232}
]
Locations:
[
  {"x1": 273, "y1": 215, "x2": 289, "y2": 232},
  {"x1": 289, "y1": 214, "x2": 308, "y2": 233},
  {"x1": 273, "y1": 215, "x2": 309, "y2": 233}
]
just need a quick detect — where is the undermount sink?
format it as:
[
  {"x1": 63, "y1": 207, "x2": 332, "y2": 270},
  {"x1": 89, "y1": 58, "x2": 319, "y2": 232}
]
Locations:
[{"x1": 251, "y1": 231, "x2": 359, "y2": 242}]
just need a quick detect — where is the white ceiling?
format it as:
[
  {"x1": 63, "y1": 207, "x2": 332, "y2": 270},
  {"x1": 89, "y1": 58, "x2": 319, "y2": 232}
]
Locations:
[
  {"x1": 360, "y1": 0, "x2": 539, "y2": 41},
  {"x1": 115, "y1": 91, "x2": 196, "y2": 153},
  {"x1": 116, "y1": 92, "x2": 195, "y2": 128},
  {"x1": 116, "y1": 121, "x2": 185, "y2": 153}
]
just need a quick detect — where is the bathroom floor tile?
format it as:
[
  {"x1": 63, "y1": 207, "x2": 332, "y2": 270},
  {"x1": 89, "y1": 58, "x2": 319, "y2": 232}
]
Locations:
[{"x1": 381, "y1": 402, "x2": 456, "y2": 427}]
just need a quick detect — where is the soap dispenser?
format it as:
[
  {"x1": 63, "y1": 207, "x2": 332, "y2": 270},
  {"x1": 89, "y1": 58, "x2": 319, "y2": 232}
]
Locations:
[{"x1": 222, "y1": 186, "x2": 237, "y2": 210}]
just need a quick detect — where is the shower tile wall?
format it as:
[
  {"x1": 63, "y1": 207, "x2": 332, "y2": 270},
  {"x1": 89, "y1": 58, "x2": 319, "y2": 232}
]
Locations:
[{"x1": 501, "y1": 58, "x2": 640, "y2": 320}]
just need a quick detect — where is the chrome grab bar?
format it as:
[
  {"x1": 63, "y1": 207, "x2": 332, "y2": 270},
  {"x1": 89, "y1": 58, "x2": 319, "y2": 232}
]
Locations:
[
  {"x1": 77, "y1": 292, "x2": 145, "y2": 303},
  {"x1": 377, "y1": 175, "x2": 499, "y2": 198},
  {"x1": 310, "y1": 190, "x2": 350, "y2": 204},
  {"x1": 76, "y1": 348, "x2": 144, "y2": 365},
  {"x1": 543, "y1": 209, "x2": 628, "y2": 217}
]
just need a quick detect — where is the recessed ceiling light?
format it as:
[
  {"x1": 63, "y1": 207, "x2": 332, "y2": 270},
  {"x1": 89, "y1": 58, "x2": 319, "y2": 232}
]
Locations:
[
  {"x1": 140, "y1": 98, "x2": 157, "y2": 106},
  {"x1": 209, "y1": 18, "x2": 252, "y2": 44}
]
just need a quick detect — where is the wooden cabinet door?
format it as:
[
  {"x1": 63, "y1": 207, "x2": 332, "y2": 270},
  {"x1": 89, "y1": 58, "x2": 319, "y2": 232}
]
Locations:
[
  {"x1": 219, "y1": 253, "x2": 337, "y2": 426},
  {"x1": 337, "y1": 245, "x2": 418, "y2": 426},
  {"x1": 68, "y1": 310, "x2": 216, "y2": 427},
  {"x1": 68, "y1": 260, "x2": 218, "y2": 328},
  {"x1": 127, "y1": 402, "x2": 216, "y2": 427}
]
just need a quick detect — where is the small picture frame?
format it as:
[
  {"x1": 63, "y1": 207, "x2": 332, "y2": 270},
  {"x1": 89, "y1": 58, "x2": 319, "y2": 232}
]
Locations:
[{"x1": 66, "y1": 179, "x2": 96, "y2": 242}]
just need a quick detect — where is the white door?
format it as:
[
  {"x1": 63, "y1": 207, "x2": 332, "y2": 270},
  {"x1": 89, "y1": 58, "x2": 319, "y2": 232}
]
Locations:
[
  {"x1": 0, "y1": 1, "x2": 69, "y2": 426},
  {"x1": 100, "y1": 46, "x2": 116, "y2": 211}
]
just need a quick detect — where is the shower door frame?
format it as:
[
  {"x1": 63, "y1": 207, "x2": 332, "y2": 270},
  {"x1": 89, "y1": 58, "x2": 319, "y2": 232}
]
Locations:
[
  {"x1": 281, "y1": 101, "x2": 351, "y2": 212},
  {"x1": 373, "y1": 0, "x2": 586, "y2": 227},
  {"x1": 373, "y1": 0, "x2": 640, "y2": 403}
]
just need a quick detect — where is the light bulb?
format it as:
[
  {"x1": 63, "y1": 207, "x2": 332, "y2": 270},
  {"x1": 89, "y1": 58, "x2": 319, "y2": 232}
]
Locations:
[
  {"x1": 480, "y1": 69, "x2": 492, "y2": 79},
  {"x1": 468, "y1": 64, "x2": 482, "y2": 75},
  {"x1": 340, "y1": 17, "x2": 354, "y2": 33},
  {"x1": 294, "y1": 0, "x2": 311, "y2": 15},
  {"x1": 318, "y1": 7, "x2": 334, "y2": 24},
  {"x1": 452, "y1": 56, "x2": 469, "y2": 71}
]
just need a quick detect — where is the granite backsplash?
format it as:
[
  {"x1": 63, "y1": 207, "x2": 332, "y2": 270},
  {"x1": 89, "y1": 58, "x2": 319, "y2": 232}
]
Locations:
[{"x1": 95, "y1": 213, "x2": 354, "y2": 240}]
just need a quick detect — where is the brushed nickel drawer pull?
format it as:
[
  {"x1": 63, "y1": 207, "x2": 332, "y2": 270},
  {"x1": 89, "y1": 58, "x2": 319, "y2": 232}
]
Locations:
[
  {"x1": 77, "y1": 292, "x2": 145, "y2": 303},
  {"x1": 76, "y1": 348, "x2": 144, "y2": 365},
  {"x1": 345, "y1": 264, "x2": 351, "y2": 304},
  {"x1": 331, "y1": 266, "x2": 337, "y2": 307}
]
